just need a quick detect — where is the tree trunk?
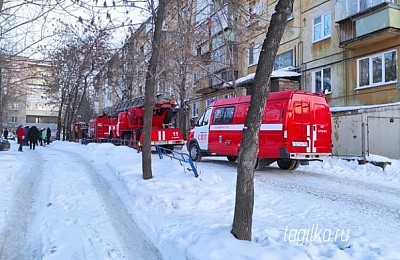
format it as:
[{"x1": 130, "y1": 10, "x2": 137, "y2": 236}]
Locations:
[
  {"x1": 142, "y1": 0, "x2": 167, "y2": 180},
  {"x1": 56, "y1": 90, "x2": 65, "y2": 140},
  {"x1": 231, "y1": 0, "x2": 294, "y2": 241},
  {"x1": 0, "y1": 61, "x2": 3, "y2": 131}
]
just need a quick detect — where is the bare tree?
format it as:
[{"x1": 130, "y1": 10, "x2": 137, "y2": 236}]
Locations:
[
  {"x1": 142, "y1": 0, "x2": 167, "y2": 180},
  {"x1": 231, "y1": 0, "x2": 294, "y2": 241},
  {"x1": 47, "y1": 20, "x2": 112, "y2": 141}
]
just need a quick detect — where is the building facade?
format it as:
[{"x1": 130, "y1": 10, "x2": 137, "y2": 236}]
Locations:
[
  {"x1": 1, "y1": 56, "x2": 58, "y2": 133},
  {"x1": 92, "y1": 0, "x2": 400, "y2": 138}
]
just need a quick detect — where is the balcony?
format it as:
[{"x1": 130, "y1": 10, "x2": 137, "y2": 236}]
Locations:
[{"x1": 336, "y1": 2, "x2": 400, "y2": 48}]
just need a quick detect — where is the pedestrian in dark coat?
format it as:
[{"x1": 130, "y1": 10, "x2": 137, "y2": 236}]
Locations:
[
  {"x1": 24, "y1": 126, "x2": 29, "y2": 146},
  {"x1": 3, "y1": 128, "x2": 8, "y2": 139},
  {"x1": 27, "y1": 126, "x2": 40, "y2": 150},
  {"x1": 46, "y1": 127, "x2": 51, "y2": 144},
  {"x1": 39, "y1": 129, "x2": 43, "y2": 146},
  {"x1": 16, "y1": 125, "x2": 25, "y2": 152}
]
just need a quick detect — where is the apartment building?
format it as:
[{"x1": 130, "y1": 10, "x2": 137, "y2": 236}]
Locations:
[
  {"x1": 92, "y1": 0, "x2": 400, "y2": 138},
  {"x1": 188, "y1": 0, "x2": 400, "y2": 120},
  {"x1": 1, "y1": 57, "x2": 58, "y2": 132}
]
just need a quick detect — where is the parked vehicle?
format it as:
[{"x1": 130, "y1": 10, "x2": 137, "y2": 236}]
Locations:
[
  {"x1": 88, "y1": 94, "x2": 184, "y2": 150},
  {"x1": 1, "y1": 133, "x2": 15, "y2": 141},
  {"x1": 0, "y1": 138, "x2": 10, "y2": 151},
  {"x1": 88, "y1": 114, "x2": 117, "y2": 140},
  {"x1": 187, "y1": 90, "x2": 332, "y2": 170}
]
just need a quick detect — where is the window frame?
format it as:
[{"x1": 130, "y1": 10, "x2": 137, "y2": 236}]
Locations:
[
  {"x1": 212, "y1": 106, "x2": 235, "y2": 124},
  {"x1": 356, "y1": 50, "x2": 397, "y2": 89},
  {"x1": 248, "y1": 43, "x2": 260, "y2": 67},
  {"x1": 192, "y1": 102, "x2": 199, "y2": 118},
  {"x1": 274, "y1": 50, "x2": 293, "y2": 70},
  {"x1": 312, "y1": 12, "x2": 331, "y2": 43},
  {"x1": 313, "y1": 67, "x2": 332, "y2": 94}
]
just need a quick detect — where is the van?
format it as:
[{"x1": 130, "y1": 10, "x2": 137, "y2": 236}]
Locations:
[{"x1": 187, "y1": 90, "x2": 332, "y2": 170}]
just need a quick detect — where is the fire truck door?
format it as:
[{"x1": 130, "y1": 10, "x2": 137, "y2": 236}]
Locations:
[
  {"x1": 292, "y1": 96, "x2": 311, "y2": 152},
  {"x1": 194, "y1": 108, "x2": 212, "y2": 150}
]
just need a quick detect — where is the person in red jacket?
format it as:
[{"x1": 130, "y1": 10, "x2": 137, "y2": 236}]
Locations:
[{"x1": 16, "y1": 125, "x2": 26, "y2": 152}]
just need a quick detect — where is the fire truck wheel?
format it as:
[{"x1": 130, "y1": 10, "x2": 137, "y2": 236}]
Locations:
[
  {"x1": 277, "y1": 159, "x2": 300, "y2": 170},
  {"x1": 227, "y1": 156, "x2": 237, "y2": 162},
  {"x1": 189, "y1": 143, "x2": 202, "y2": 162}
]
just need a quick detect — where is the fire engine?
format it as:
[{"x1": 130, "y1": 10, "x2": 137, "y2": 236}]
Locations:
[
  {"x1": 88, "y1": 94, "x2": 184, "y2": 150},
  {"x1": 187, "y1": 90, "x2": 332, "y2": 170}
]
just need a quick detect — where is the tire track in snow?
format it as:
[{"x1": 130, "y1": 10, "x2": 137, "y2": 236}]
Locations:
[
  {"x1": 255, "y1": 167, "x2": 400, "y2": 233},
  {"x1": 0, "y1": 151, "x2": 45, "y2": 260},
  {"x1": 51, "y1": 148, "x2": 163, "y2": 260}
]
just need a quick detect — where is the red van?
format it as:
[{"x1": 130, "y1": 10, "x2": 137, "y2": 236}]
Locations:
[{"x1": 187, "y1": 90, "x2": 332, "y2": 170}]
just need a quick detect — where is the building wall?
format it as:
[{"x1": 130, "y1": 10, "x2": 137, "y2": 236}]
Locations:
[{"x1": 343, "y1": 38, "x2": 400, "y2": 106}]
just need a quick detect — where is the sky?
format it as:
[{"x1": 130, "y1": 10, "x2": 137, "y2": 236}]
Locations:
[
  {"x1": 1, "y1": 140, "x2": 400, "y2": 259},
  {"x1": 1, "y1": 0, "x2": 147, "y2": 58}
]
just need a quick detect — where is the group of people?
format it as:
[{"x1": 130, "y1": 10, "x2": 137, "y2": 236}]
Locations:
[{"x1": 15, "y1": 125, "x2": 51, "y2": 152}]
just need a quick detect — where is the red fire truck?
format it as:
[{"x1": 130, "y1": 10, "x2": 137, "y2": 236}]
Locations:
[
  {"x1": 88, "y1": 94, "x2": 184, "y2": 150},
  {"x1": 88, "y1": 113, "x2": 117, "y2": 140},
  {"x1": 187, "y1": 90, "x2": 332, "y2": 170}
]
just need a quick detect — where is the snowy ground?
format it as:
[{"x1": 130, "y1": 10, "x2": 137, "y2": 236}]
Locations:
[{"x1": 0, "y1": 140, "x2": 399, "y2": 259}]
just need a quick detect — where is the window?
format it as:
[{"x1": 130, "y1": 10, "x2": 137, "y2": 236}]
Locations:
[
  {"x1": 248, "y1": 44, "x2": 260, "y2": 66},
  {"x1": 10, "y1": 103, "x2": 18, "y2": 110},
  {"x1": 196, "y1": 108, "x2": 212, "y2": 126},
  {"x1": 193, "y1": 73, "x2": 197, "y2": 88},
  {"x1": 206, "y1": 97, "x2": 215, "y2": 106},
  {"x1": 195, "y1": 0, "x2": 213, "y2": 24},
  {"x1": 224, "y1": 92, "x2": 236, "y2": 99},
  {"x1": 293, "y1": 101, "x2": 310, "y2": 124},
  {"x1": 357, "y1": 50, "x2": 397, "y2": 88},
  {"x1": 313, "y1": 13, "x2": 331, "y2": 42},
  {"x1": 10, "y1": 116, "x2": 17, "y2": 123},
  {"x1": 274, "y1": 50, "x2": 293, "y2": 70},
  {"x1": 192, "y1": 102, "x2": 199, "y2": 117},
  {"x1": 313, "y1": 68, "x2": 331, "y2": 94},
  {"x1": 212, "y1": 107, "x2": 235, "y2": 124},
  {"x1": 346, "y1": 0, "x2": 385, "y2": 16}
]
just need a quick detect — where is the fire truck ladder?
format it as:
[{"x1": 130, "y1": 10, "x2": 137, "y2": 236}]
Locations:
[{"x1": 155, "y1": 145, "x2": 199, "y2": 178}]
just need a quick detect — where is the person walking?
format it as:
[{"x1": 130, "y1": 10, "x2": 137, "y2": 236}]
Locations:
[
  {"x1": 39, "y1": 129, "x2": 43, "y2": 146},
  {"x1": 3, "y1": 128, "x2": 8, "y2": 139},
  {"x1": 24, "y1": 126, "x2": 29, "y2": 146},
  {"x1": 16, "y1": 125, "x2": 25, "y2": 152},
  {"x1": 42, "y1": 129, "x2": 47, "y2": 147},
  {"x1": 46, "y1": 127, "x2": 51, "y2": 144},
  {"x1": 27, "y1": 126, "x2": 40, "y2": 150}
]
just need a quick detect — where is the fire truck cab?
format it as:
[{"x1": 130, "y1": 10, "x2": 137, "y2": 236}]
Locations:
[{"x1": 187, "y1": 90, "x2": 332, "y2": 170}]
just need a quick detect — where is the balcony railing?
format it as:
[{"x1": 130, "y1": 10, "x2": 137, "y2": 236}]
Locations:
[{"x1": 336, "y1": 2, "x2": 400, "y2": 47}]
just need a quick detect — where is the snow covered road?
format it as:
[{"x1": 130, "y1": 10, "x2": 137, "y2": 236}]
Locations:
[
  {"x1": 1, "y1": 141, "x2": 400, "y2": 259},
  {"x1": 0, "y1": 144, "x2": 162, "y2": 259},
  {"x1": 255, "y1": 167, "x2": 400, "y2": 234}
]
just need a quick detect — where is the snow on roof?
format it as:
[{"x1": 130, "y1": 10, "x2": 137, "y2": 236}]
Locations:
[{"x1": 223, "y1": 67, "x2": 300, "y2": 88}]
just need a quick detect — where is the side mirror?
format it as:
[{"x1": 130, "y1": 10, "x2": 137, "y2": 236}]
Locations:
[{"x1": 190, "y1": 118, "x2": 195, "y2": 127}]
